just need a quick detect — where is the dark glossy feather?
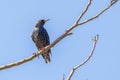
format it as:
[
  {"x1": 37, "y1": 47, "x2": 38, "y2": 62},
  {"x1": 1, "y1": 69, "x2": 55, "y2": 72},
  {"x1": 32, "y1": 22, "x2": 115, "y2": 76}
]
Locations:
[{"x1": 31, "y1": 19, "x2": 51, "y2": 63}]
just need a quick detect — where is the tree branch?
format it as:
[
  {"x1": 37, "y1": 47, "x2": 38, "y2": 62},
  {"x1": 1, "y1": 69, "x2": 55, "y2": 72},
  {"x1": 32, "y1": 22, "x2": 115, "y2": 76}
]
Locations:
[
  {"x1": 78, "y1": 0, "x2": 118, "y2": 26},
  {"x1": 67, "y1": 0, "x2": 92, "y2": 32},
  {"x1": 0, "y1": 0, "x2": 118, "y2": 71},
  {"x1": 66, "y1": 35, "x2": 99, "y2": 80}
]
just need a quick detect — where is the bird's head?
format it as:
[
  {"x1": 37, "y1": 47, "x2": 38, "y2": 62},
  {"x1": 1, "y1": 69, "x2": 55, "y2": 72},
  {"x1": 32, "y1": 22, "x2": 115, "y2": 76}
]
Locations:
[{"x1": 35, "y1": 19, "x2": 49, "y2": 28}]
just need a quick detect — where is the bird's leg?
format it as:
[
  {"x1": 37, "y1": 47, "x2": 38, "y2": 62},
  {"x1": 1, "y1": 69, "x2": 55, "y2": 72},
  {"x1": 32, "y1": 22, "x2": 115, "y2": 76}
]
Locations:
[
  {"x1": 41, "y1": 47, "x2": 45, "y2": 51},
  {"x1": 37, "y1": 47, "x2": 45, "y2": 59}
]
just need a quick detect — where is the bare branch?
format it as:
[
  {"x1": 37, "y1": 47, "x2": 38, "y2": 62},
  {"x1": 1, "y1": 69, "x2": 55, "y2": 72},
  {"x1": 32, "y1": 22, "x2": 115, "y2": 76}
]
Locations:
[
  {"x1": 46, "y1": 0, "x2": 93, "y2": 52},
  {"x1": 74, "y1": 35, "x2": 99, "y2": 70},
  {"x1": 78, "y1": 0, "x2": 118, "y2": 26},
  {"x1": 0, "y1": 51, "x2": 42, "y2": 70},
  {"x1": 66, "y1": 35, "x2": 99, "y2": 80},
  {"x1": 75, "y1": 0, "x2": 92, "y2": 24},
  {"x1": 0, "y1": 0, "x2": 118, "y2": 71},
  {"x1": 67, "y1": 0, "x2": 92, "y2": 32}
]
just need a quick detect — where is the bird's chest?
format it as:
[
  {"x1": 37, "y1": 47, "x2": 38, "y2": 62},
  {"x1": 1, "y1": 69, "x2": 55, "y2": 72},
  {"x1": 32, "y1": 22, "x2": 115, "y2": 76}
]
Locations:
[
  {"x1": 32, "y1": 28, "x2": 46, "y2": 48},
  {"x1": 33, "y1": 28, "x2": 44, "y2": 42}
]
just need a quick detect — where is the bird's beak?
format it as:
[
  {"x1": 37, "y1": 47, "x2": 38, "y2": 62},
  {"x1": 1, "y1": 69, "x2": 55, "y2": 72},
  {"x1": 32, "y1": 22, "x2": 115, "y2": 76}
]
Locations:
[{"x1": 44, "y1": 19, "x2": 50, "y2": 22}]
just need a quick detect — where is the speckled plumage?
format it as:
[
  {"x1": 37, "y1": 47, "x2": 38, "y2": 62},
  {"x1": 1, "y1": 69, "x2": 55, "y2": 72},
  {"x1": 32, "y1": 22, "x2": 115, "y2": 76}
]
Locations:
[{"x1": 31, "y1": 19, "x2": 51, "y2": 63}]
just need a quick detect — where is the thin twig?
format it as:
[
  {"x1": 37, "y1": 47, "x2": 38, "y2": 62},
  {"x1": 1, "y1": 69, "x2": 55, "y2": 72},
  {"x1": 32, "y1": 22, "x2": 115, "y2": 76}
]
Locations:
[
  {"x1": 78, "y1": 0, "x2": 118, "y2": 26},
  {"x1": 67, "y1": 0, "x2": 92, "y2": 32},
  {"x1": 66, "y1": 35, "x2": 99, "y2": 80},
  {"x1": 75, "y1": 0, "x2": 92, "y2": 24},
  {"x1": 75, "y1": 35, "x2": 99, "y2": 70}
]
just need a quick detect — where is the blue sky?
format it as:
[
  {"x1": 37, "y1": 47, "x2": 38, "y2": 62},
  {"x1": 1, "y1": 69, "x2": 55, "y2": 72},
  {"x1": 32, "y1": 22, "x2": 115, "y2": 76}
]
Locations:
[{"x1": 0, "y1": 0, "x2": 119, "y2": 80}]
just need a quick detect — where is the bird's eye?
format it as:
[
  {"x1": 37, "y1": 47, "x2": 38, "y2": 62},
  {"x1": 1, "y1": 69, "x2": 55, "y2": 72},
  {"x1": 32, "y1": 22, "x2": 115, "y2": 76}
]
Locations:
[{"x1": 41, "y1": 20, "x2": 44, "y2": 22}]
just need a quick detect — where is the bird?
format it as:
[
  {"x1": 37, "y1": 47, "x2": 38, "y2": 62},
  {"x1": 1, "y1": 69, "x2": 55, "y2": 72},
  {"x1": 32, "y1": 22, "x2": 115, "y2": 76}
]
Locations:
[{"x1": 31, "y1": 19, "x2": 51, "y2": 63}]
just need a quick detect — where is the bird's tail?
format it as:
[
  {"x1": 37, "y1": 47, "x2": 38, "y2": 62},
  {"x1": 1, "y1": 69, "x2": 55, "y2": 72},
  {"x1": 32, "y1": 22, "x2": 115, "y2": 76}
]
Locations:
[{"x1": 42, "y1": 51, "x2": 51, "y2": 63}]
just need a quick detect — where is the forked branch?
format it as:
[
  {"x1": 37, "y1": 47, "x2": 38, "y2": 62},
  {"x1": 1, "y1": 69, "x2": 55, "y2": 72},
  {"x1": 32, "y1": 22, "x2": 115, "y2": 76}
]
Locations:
[{"x1": 0, "y1": 0, "x2": 118, "y2": 71}]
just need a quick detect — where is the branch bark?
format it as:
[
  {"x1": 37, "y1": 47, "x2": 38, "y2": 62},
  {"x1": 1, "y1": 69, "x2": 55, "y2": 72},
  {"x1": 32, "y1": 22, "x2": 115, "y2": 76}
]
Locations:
[{"x1": 0, "y1": 0, "x2": 118, "y2": 71}]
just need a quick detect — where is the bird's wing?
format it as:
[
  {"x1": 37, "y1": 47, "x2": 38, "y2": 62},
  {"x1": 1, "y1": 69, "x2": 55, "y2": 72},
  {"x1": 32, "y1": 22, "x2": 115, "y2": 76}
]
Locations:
[
  {"x1": 43, "y1": 29, "x2": 50, "y2": 45},
  {"x1": 43, "y1": 29, "x2": 52, "y2": 54},
  {"x1": 31, "y1": 30, "x2": 38, "y2": 43}
]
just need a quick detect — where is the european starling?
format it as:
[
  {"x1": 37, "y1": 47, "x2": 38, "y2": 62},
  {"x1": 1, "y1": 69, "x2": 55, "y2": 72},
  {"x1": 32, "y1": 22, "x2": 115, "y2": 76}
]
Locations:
[{"x1": 31, "y1": 19, "x2": 51, "y2": 63}]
